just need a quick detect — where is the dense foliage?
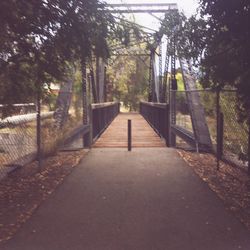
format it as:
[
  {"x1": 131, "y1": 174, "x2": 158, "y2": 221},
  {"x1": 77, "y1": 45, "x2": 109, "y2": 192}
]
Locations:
[
  {"x1": 161, "y1": 1, "x2": 250, "y2": 120},
  {"x1": 108, "y1": 55, "x2": 148, "y2": 111},
  {"x1": 0, "y1": 0, "x2": 132, "y2": 110},
  {"x1": 198, "y1": 0, "x2": 250, "y2": 120}
]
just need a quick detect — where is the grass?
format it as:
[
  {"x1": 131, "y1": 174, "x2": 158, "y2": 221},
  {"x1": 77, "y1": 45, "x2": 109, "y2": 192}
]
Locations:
[{"x1": 41, "y1": 116, "x2": 82, "y2": 156}]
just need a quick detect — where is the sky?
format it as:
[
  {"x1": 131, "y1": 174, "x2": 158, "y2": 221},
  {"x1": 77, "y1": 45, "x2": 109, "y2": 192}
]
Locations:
[
  {"x1": 106, "y1": 0, "x2": 200, "y2": 30},
  {"x1": 105, "y1": 0, "x2": 200, "y2": 75},
  {"x1": 106, "y1": 0, "x2": 199, "y2": 16}
]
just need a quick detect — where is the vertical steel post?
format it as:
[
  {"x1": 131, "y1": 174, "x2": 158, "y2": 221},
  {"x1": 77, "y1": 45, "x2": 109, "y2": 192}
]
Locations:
[
  {"x1": 151, "y1": 53, "x2": 157, "y2": 102},
  {"x1": 82, "y1": 59, "x2": 88, "y2": 125},
  {"x1": 169, "y1": 35, "x2": 177, "y2": 147},
  {"x1": 90, "y1": 69, "x2": 97, "y2": 103},
  {"x1": 128, "y1": 119, "x2": 132, "y2": 151},
  {"x1": 88, "y1": 71, "x2": 93, "y2": 147},
  {"x1": 36, "y1": 88, "x2": 41, "y2": 167},
  {"x1": 96, "y1": 57, "x2": 100, "y2": 103},
  {"x1": 148, "y1": 52, "x2": 153, "y2": 102},
  {"x1": 82, "y1": 58, "x2": 90, "y2": 147},
  {"x1": 118, "y1": 102, "x2": 121, "y2": 113},
  {"x1": 159, "y1": 43, "x2": 163, "y2": 102},
  {"x1": 216, "y1": 88, "x2": 221, "y2": 169},
  {"x1": 163, "y1": 41, "x2": 169, "y2": 103},
  {"x1": 104, "y1": 66, "x2": 107, "y2": 102}
]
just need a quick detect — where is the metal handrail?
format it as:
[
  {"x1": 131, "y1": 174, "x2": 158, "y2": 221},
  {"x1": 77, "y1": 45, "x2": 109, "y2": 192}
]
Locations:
[
  {"x1": 140, "y1": 101, "x2": 167, "y2": 109},
  {"x1": 140, "y1": 101, "x2": 169, "y2": 146},
  {"x1": 91, "y1": 102, "x2": 119, "y2": 109},
  {"x1": 92, "y1": 102, "x2": 120, "y2": 141}
]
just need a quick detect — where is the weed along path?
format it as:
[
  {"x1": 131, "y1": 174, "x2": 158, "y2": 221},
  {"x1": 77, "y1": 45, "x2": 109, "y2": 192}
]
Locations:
[{"x1": 2, "y1": 148, "x2": 250, "y2": 250}]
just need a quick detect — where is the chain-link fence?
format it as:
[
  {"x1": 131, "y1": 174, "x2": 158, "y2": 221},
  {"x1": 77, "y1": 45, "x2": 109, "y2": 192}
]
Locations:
[
  {"x1": 199, "y1": 90, "x2": 217, "y2": 148},
  {"x1": 40, "y1": 87, "x2": 84, "y2": 157},
  {"x1": 0, "y1": 81, "x2": 86, "y2": 180},
  {"x1": 220, "y1": 90, "x2": 249, "y2": 168},
  {"x1": 0, "y1": 104, "x2": 38, "y2": 178},
  {"x1": 173, "y1": 90, "x2": 217, "y2": 150},
  {"x1": 175, "y1": 91, "x2": 194, "y2": 133},
  {"x1": 173, "y1": 89, "x2": 249, "y2": 172}
]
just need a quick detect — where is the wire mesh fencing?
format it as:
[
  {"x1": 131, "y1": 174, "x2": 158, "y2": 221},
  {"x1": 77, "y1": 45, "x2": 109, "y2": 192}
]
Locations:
[
  {"x1": 0, "y1": 81, "x2": 87, "y2": 179},
  {"x1": 172, "y1": 89, "x2": 249, "y2": 172},
  {"x1": 175, "y1": 91, "x2": 195, "y2": 133},
  {"x1": 199, "y1": 90, "x2": 217, "y2": 149},
  {"x1": 40, "y1": 87, "x2": 84, "y2": 157},
  {"x1": 220, "y1": 90, "x2": 249, "y2": 169},
  {"x1": 173, "y1": 90, "x2": 217, "y2": 150},
  {"x1": 0, "y1": 104, "x2": 37, "y2": 178}
]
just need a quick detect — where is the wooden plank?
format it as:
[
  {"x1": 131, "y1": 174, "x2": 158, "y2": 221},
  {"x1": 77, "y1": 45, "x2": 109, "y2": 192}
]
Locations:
[{"x1": 94, "y1": 113, "x2": 165, "y2": 148}]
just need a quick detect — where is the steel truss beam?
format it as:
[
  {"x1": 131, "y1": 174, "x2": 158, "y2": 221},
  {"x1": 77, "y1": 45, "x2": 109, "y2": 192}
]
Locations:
[
  {"x1": 111, "y1": 53, "x2": 150, "y2": 56},
  {"x1": 107, "y1": 3, "x2": 178, "y2": 13}
]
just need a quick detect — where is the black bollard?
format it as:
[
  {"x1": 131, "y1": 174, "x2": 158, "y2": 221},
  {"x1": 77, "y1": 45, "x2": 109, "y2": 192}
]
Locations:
[{"x1": 128, "y1": 119, "x2": 132, "y2": 151}]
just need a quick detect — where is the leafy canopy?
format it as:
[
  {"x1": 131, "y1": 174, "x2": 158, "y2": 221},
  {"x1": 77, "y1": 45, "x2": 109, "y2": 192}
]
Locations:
[
  {"x1": 160, "y1": 2, "x2": 250, "y2": 120},
  {"x1": 198, "y1": 0, "x2": 250, "y2": 120},
  {"x1": 0, "y1": 0, "x2": 134, "y2": 107}
]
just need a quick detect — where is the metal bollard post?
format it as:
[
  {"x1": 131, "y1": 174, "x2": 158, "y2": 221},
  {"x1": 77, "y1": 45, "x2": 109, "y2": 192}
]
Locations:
[{"x1": 128, "y1": 119, "x2": 132, "y2": 151}]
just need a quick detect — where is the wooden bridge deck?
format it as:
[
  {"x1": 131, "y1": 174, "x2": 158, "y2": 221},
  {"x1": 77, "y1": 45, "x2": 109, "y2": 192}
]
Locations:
[{"x1": 94, "y1": 113, "x2": 165, "y2": 148}]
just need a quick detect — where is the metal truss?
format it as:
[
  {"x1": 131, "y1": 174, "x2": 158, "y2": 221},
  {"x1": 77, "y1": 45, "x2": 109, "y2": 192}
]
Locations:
[{"x1": 107, "y1": 3, "x2": 178, "y2": 13}]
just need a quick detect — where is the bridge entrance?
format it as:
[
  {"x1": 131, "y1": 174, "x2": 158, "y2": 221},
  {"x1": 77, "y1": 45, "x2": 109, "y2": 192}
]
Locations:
[
  {"x1": 94, "y1": 113, "x2": 165, "y2": 148},
  {"x1": 0, "y1": 2, "x2": 217, "y2": 176},
  {"x1": 83, "y1": 3, "x2": 212, "y2": 152}
]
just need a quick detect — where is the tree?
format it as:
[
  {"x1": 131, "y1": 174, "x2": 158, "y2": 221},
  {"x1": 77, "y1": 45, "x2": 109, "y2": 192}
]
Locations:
[
  {"x1": 107, "y1": 54, "x2": 148, "y2": 111},
  {"x1": 161, "y1": 3, "x2": 250, "y2": 120},
  {"x1": 160, "y1": 6, "x2": 250, "y2": 163},
  {"x1": 168, "y1": 1, "x2": 250, "y2": 121},
  {"x1": 0, "y1": 0, "x2": 132, "y2": 115},
  {"x1": 198, "y1": 0, "x2": 250, "y2": 121},
  {"x1": 0, "y1": 0, "x2": 64, "y2": 108}
]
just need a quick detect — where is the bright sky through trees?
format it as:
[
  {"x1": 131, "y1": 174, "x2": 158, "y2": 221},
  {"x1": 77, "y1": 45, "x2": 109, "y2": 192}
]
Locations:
[
  {"x1": 105, "y1": 0, "x2": 199, "y2": 76},
  {"x1": 106, "y1": 0, "x2": 199, "y2": 16},
  {"x1": 105, "y1": 0, "x2": 199, "y2": 29}
]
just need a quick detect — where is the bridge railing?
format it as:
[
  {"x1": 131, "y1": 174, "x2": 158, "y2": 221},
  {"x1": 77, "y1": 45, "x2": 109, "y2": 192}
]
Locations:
[
  {"x1": 92, "y1": 102, "x2": 120, "y2": 141},
  {"x1": 140, "y1": 101, "x2": 169, "y2": 146}
]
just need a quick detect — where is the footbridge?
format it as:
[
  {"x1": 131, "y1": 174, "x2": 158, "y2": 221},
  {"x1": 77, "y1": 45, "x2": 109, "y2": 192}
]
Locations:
[{"x1": 1, "y1": 3, "x2": 250, "y2": 249}]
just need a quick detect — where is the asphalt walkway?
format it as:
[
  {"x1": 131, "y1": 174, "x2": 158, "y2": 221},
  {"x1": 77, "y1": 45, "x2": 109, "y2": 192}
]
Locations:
[{"x1": 2, "y1": 148, "x2": 250, "y2": 250}]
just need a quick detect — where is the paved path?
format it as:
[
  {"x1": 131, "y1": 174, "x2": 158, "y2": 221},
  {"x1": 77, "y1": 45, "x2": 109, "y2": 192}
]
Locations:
[
  {"x1": 94, "y1": 113, "x2": 165, "y2": 148},
  {"x1": 2, "y1": 148, "x2": 250, "y2": 250}
]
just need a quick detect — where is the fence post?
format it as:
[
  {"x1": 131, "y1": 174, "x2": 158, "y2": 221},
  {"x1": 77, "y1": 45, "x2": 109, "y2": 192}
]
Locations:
[
  {"x1": 216, "y1": 88, "x2": 222, "y2": 170},
  {"x1": 36, "y1": 89, "x2": 41, "y2": 167},
  {"x1": 217, "y1": 112, "x2": 224, "y2": 170},
  {"x1": 248, "y1": 116, "x2": 250, "y2": 175}
]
